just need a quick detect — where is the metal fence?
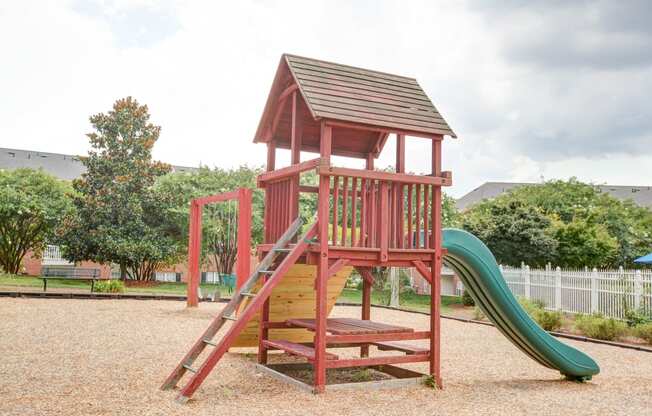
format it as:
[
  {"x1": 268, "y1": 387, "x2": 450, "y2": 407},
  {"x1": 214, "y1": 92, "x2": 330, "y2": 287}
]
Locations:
[{"x1": 500, "y1": 264, "x2": 652, "y2": 319}]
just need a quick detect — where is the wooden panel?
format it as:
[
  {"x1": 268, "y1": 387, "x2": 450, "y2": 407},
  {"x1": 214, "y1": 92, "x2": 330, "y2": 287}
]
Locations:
[
  {"x1": 232, "y1": 264, "x2": 353, "y2": 347},
  {"x1": 317, "y1": 111, "x2": 451, "y2": 136}
]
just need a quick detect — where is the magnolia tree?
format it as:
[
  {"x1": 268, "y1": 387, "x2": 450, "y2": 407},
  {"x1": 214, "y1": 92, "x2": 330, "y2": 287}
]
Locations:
[
  {"x1": 0, "y1": 169, "x2": 72, "y2": 274},
  {"x1": 57, "y1": 97, "x2": 180, "y2": 280}
]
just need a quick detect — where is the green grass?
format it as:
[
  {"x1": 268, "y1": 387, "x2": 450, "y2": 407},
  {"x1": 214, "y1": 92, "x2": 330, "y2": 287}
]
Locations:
[
  {"x1": 0, "y1": 273, "x2": 231, "y2": 296},
  {"x1": 337, "y1": 288, "x2": 462, "y2": 314}
]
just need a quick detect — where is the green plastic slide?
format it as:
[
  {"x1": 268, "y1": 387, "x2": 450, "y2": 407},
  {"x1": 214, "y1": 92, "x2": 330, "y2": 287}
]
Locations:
[{"x1": 442, "y1": 228, "x2": 600, "y2": 380}]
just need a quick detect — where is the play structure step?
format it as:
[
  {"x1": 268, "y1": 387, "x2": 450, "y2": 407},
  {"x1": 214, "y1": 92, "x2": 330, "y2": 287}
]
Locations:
[
  {"x1": 259, "y1": 270, "x2": 274, "y2": 274},
  {"x1": 273, "y1": 248, "x2": 292, "y2": 252},
  {"x1": 373, "y1": 341, "x2": 429, "y2": 355},
  {"x1": 183, "y1": 364, "x2": 197, "y2": 373},
  {"x1": 262, "y1": 340, "x2": 339, "y2": 361},
  {"x1": 223, "y1": 315, "x2": 237, "y2": 321},
  {"x1": 202, "y1": 339, "x2": 217, "y2": 347},
  {"x1": 241, "y1": 292, "x2": 256, "y2": 297}
]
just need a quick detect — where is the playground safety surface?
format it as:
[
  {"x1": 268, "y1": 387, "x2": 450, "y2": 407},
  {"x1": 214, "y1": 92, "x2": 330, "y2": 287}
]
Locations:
[{"x1": 1, "y1": 298, "x2": 651, "y2": 416}]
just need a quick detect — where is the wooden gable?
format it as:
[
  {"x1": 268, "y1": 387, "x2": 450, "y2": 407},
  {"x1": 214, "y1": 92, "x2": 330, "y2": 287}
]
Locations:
[{"x1": 254, "y1": 54, "x2": 456, "y2": 159}]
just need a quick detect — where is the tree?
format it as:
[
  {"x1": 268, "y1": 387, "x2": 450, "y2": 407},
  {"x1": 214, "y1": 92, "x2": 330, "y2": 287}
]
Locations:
[
  {"x1": 551, "y1": 218, "x2": 618, "y2": 268},
  {"x1": 462, "y1": 199, "x2": 557, "y2": 267},
  {"x1": 0, "y1": 169, "x2": 72, "y2": 274},
  {"x1": 56, "y1": 97, "x2": 179, "y2": 280},
  {"x1": 154, "y1": 166, "x2": 265, "y2": 275}
]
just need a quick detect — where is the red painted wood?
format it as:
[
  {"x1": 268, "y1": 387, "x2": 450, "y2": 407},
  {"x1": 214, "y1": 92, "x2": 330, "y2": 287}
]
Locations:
[
  {"x1": 325, "y1": 353, "x2": 429, "y2": 369},
  {"x1": 415, "y1": 183, "x2": 421, "y2": 249},
  {"x1": 325, "y1": 330, "x2": 430, "y2": 344},
  {"x1": 407, "y1": 184, "x2": 413, "y2": 249},
  {"x1": 379, "y1": 181, "x2": 389, "y2": 262},
  {"x1": 236, "y1": 188, "x2": 252, "y2": 289},
  {"x1": 262, "y1": 339, "x2": 338, "y2": 361},
  {"x1": 258, "y1": 271, "x2": 270, "y2": 364},
  {"x1": 361, "y1": 268, "x2": 371, "y2": 357},
  {"x1": 187, "y1": 202, "x2": 201, "y2": 307},
  {"x1": 423, "y1": 185, "x2": 430, "y2": 249},
  {"x1": 398, "y1": 183, "x2": 404, "y2": 249},
  {"x1": 178, "y1": 222, "x2": 319, "y2": 400},
  {"x1": 258, "y1": 157, "x2": 321, "y2": 186},
  {"x1": 332, "y1": 176, "x2": 339, "y2": 245},
  {"x1": 431, "y1": 138, "x2": 443, "y2": 388},
  {"x1": 278, "y1": 83, "x2": 299, "y2": 103},
  {"x1": 318, "y1": 166, "x2": 451, "y2": 186},
  {"x1": 351, "y1": 177, "x2": 358, "y2": 248},
  {"x1": 360, "y1": 179, "x2": 367, "y2": 246},
  {"x1": 341, "y1": 176, "x2": 349, "y2": 246},
  {"x1": 369, "y1": 181, "x2": 376, "y2": 248},
  {"x1": 374, "y1": 341, "x2": 428, "y2": 355},
  {"x1": 412, "y1": 260, "x2": 431, "y2": 284},
  {"x1": 326, "y1": 258, "x2": 350, "y2": 280}
]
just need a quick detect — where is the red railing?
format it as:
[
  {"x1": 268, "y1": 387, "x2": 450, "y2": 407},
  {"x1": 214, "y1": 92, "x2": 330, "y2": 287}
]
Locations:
[{"x1": 321, "y1": 167, "x2": 451, "y2": 253}]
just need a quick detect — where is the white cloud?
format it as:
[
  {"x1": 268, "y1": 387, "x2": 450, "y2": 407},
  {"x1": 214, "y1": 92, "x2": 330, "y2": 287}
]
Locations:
[{"x1": 1, "y1": 0, "x2": 650, "y2": 199}]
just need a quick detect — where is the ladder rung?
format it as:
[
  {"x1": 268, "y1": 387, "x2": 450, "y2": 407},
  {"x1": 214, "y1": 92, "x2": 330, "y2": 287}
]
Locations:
[
  {"x1": 241, "y1": 292, "x2": 256, "y2": 297},
  {"x1": 274, "y1": 248, "x2": 291, "y2": 252},
  {"x1": 258, "y1": 270, "x2": 274, "y2": 274},
  {"x1": 183, "y1": 364, "x2": 197, "y2": 373},
  {"x1": 203, "y1": 339, "x2": 217, "y2": 347},
  {"x1": 223, "y1": 315, "x2": 237, "y2": 321}
]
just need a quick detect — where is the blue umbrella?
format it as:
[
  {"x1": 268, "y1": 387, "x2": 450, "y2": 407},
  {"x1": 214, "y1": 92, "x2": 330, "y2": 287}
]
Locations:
[{"x1": 634, "y1": 253, "x2": 652, "y2": 264}]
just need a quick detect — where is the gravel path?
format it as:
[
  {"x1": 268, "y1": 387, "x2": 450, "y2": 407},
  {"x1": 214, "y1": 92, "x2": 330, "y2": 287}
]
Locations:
[{"x1": 1, "y1": 298, "x2": 650, "y2": 416}]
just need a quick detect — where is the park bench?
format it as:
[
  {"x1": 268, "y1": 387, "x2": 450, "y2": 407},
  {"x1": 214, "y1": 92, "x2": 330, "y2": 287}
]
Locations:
[{"x1": 40, "y1": 266, "x2": 101, "y2": 292}]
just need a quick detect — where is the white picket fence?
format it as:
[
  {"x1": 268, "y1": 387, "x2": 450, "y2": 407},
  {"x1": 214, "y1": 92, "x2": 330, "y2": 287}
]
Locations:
[{"x1": 500, "y1": 264, "x2": 652, "y2": 319}]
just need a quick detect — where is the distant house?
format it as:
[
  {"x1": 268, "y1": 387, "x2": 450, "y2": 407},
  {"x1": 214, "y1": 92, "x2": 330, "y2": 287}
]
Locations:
[
  {"x1": 456, "y1": 181, "x2": 652, "y2": 211},
  {"x1": 1, "y1": 147, "x2": 200, "y2": 282}
]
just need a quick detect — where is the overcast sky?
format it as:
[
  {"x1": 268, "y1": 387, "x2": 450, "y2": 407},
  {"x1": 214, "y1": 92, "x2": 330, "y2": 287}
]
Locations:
[{"x1": 1, "y1": 1, "x2": 651, "y2": 197}]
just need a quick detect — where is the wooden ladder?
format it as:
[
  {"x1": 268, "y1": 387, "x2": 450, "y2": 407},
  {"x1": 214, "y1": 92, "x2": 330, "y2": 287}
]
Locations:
[{"x1": 161, "y1": 217, "x2": 317, "y2": 403}]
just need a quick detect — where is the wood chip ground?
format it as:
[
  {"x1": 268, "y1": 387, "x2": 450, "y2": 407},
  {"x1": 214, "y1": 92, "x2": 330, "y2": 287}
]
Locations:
[{"x1": 1, "y1": 298, "x2": 650, "y2": 415}]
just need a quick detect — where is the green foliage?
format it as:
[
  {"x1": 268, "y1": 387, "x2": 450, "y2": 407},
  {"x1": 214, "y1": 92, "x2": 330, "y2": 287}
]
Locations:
[
  {"x1": 634, "y1": 322, "x2": 652, "y2": 344},
  {"x1": 462, "y1": 178, "x2": 652, "y2": 268},
  {"x1": 94, "y1": 279, "x2": 125, "y2": 293},
  {"x1": 624, "y1": 308, "x2": 652, "y2": 328},
  {"x1": 517, "y1": 298, "x2": 563, "y2": 331},
  {"x1": 350, "y1": 369, "x2": 374, "y2": 382},
  {"x1": 535, "y1": 309, "x2": 564, "y2": 331},
  {"x1": 462, "y1": 199, "x2": 557, "y2": 267},
  {"x1": 575, "y1": 313, "x2": 628, "y2": 341},
  {"x1": 461, "y1": 289, "x2": 475, "y2": 306},
  {"x1": 422, "y1": 374, "x2": 439, "y2": 389},
  {"x1": 56, "y1": 97, "x2": 179, "y2": 280},
  {"x1": 154, "y1": 165, "x2": 264, "y2": 274},
  {"x1": 442, "y1": 193, "x2": 460, "y2": 228},
  {"x1": 0, "y1": 169, "x2": 73, "y2": 274},
  {"x1": 472, "y1": 306, "x2": 485, "y2": 320}
]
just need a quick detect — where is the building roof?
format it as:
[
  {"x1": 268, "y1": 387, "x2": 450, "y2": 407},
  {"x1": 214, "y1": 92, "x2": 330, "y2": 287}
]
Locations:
[
  {"x1": 456, "y1": 181, "x2": 652, "y2": 211},
  {"x1": 0, "y1": 147, "x2": 197, "y2": 180},
  {"x1": 254, "y1": 54, "x2": 455, "y2": 159}
]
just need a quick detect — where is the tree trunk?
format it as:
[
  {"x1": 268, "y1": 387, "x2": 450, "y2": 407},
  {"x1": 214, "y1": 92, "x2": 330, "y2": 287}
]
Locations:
[{"x1": 120, "y1": 263, "x2": 127, "y2": 281}]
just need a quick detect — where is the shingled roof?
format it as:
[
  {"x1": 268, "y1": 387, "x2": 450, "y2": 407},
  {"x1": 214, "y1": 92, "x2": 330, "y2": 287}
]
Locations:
[
  {"x1": 285, "y1": 54, "x2": 455, "y2": 138},
  {"x1": 254, "y1": 54, "x2": 456, "y2": 159}
]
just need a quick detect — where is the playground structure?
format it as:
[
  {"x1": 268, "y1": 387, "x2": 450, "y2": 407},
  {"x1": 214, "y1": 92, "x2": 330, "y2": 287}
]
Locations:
[{"x1": 162, "y1": 54, "x2": 599, "y2": 403}]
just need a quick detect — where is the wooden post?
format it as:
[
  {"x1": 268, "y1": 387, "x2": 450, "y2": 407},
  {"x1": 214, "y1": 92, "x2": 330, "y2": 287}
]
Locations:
[
  {"x1": 264, "y1": 142, "x2": 276, "y2": 244},
  {"x1": 430, "y1": 137, "x2": 443, "y2": 388},
  {"x1": 357, "y1": 266, "x2": 373, "y2": 357},
  {"x1": 314, "y1": 122, "x2": 332, "y2": 393},
  {"x1": 366, "y1": 153, "x2": 374, "y2": 170},
  {"x1": 289, "y1": 91, "x2": 301, "y2": 223},
  {"x1": 187, "y1": 201, "x2": 202, "y2": 307},
  {"x1": 236, "y1": 188, "x2": 252, "y2": 290}
]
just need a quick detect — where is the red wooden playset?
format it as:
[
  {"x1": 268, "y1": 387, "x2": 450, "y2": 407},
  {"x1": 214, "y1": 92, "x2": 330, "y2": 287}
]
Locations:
[{"x1": 162, "y1": 54, "x2": 456, "y2": 402}]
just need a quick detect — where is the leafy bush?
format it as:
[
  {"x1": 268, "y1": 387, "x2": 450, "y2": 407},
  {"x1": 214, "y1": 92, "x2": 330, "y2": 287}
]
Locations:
[
  {"x1": 624, "y1": 308, "x2": 652, "y2": 328},
  {"x1": 634, "y1": 323, "x2": 652, "y2": 344},
  {"x1": 472, "y1": 306, "x2": 485, "y2": 320},
  {"x1": 535, "y1": 309, "x2": 563, "y2": 331},
  {"x1": 462, "y1": 290, "x2": 475, "y2": 306},
  {"x1": 575, "y1": 313, "x2": 628, "y2": 341},
  {"x1": 94, "y1": 280, "x2": 125, "y2": 293},
  {"x1": 517, "y1": 297, "x2": 562, "y2": 331}
]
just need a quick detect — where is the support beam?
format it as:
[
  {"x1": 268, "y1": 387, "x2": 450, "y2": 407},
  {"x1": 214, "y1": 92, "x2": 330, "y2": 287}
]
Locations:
[
  {"x1": 430, "y1": 137, "x2": 443, "y2": 389},
  {"x1": 186, "y1": 201, "x2": 202, "y2": 307},
  {"x1": 327, "y1": 259, "x2": 350, "y2": 281},
  {"x1": 236, "y1": 188, "x2": 252, "y2": 290},
  {"x1": 412, "y1": 260, "x2": 431, "y2": 284},
  {"x1": 355, "y1": 266, "x2": 373, "y2": 357}
]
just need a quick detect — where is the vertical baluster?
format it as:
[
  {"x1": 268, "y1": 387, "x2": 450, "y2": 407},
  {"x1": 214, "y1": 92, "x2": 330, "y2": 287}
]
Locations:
[
  {"x1": 423, "y1": 185, "x2": 430, "y2": 249},
  {"x1": 372, "y1": 182, "x2": 376, "y2": 247},
  {"x1": 332, "y1": 176, "x2": 339, "y2": 245},
  {"x1": 389, "y1": 183, "x2": 395, "y2": 248},
  {"x1": 341, "y1": 177, "x2": 349, "y2": 246},
  {"x1": 360, "y1": 178, "x2": 367, "y2": 247},
  {"x1": 407, "y1": 184, "x2": 413, "y2": 249},
  {"x1": 398, "y1": 183, "x2": 404, "y2": 249},
  {"x1": 351, "y1": 177, "x2": 358, "y2": 248},
  {"x1": 415, "y1": 184, "x2": 421, "y2": 249}
]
